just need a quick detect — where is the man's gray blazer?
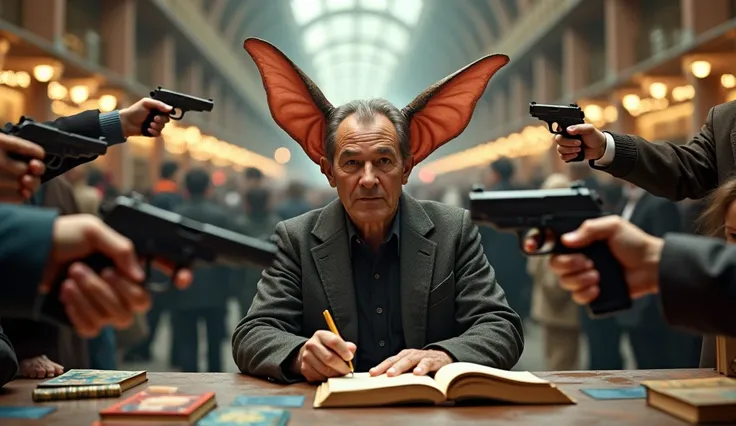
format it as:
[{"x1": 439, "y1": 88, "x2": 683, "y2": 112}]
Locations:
[{"x1": 232, "y1": 193, "x2": 524, "y2": 383}]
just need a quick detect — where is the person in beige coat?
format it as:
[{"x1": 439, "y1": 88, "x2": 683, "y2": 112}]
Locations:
[{"x1": 528, "y1": 173, "x2": 580, "y2": 371}]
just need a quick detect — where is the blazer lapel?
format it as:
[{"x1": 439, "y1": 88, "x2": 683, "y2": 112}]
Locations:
[
  {"x1": 310, "y1": 199, "x2": 359, "y2": 345},
  {"x1": 730, "y1": 128, "x2": 736, "y2": 175},
  {"x1": 399, "y1": 195, "x2": 436, "y2": 349}
]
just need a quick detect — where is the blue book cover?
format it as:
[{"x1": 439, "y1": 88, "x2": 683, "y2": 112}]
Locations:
[
  {"x1": 39, "y1": 369, "x2": 146, "y2": 387},
  {"x1": 197, "y1": 407, "x2": 290, "y2": 426}
]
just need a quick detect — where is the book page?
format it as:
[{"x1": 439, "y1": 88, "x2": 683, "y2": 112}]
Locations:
[
  {"x1": 326, "y1": 372, "x2": 443, "y2": 394},
  {"x1": 434, "y1": 363, "x2": 549, "y2": 393}
]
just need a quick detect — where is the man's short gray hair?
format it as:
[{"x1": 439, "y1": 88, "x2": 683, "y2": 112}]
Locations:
[{"x1": 324, "y1": 99, "x2": 410, "y2": 163}]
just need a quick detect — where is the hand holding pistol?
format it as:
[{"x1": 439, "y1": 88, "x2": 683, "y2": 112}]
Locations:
[
  {"x1": 141, "y1": 87, "x2": 214, "y2": 136},
  {"x1": 529, "y1": 102, "x2": 586, "y2": 162},
  {"x1": 468, "y1": 182, "x2": 632, "y2": 318}
]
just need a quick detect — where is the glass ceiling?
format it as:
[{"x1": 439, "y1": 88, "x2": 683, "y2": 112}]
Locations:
[{"x1": 290, "y1": 0, "x2": 424, "y2": 105}]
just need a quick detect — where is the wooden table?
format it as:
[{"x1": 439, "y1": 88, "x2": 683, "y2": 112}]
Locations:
[{"x1": 0, "y1": 369, "x2": 719, "y2": 425}]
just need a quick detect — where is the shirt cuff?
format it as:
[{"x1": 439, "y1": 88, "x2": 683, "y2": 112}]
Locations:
[
  {"x1": 593, "y1": 132, "x2": 616, "y2": 167},
  {"x1": 98, "y1": 111, "x2": 126, "y2": 146}
]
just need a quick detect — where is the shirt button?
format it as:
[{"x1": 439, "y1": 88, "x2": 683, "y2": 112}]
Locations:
[
  {"x1": 378, "y1": 340, "x2": 386, "y2": 347},
  {"x1": 374, "y1": 273, "x2": 380, "y2": 279},
  {"x1": 375, "y1": 307, "x2": 383, "y2": 314}
]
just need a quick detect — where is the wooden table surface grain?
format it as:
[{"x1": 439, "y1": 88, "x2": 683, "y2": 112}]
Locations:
[{"x1": 0, "y1": 368, "x2": 719, "y2": 425}]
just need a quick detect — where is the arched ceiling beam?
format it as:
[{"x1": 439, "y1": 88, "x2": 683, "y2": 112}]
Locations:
[
  {"x1": 302, "y1": 10, "x2": 412, "y2": 34},
  {"x1": 455, "y1": 0, "x2": 496, "y2": 51},
  {"x1": 488, "y1": 0, "x2": 511, "y2": 35},
  {"x1": 236, "y1": 1, "x2": 281, "y2": 45},
  {"x1": 224, "y1": 0, "x2": 261, "y2": 43},
  {"x1": 208, "y1": 0, "x2": 228, "y2": 26}
]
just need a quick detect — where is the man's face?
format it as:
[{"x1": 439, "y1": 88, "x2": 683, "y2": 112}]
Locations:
[{"x1": 321, "y1": 114, "x2": 412, "y2": 225}]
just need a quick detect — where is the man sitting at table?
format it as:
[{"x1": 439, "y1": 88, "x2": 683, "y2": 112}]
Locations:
[{"x1": 232, "y1": 38, "x2": 524, "y2": 383}]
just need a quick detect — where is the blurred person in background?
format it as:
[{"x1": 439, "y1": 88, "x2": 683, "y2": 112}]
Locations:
[
  {"x1": 231, "y1": 187, "x2": 281, "y2": 317},
  {"x1": 64, "y1": 165, "x2": 101, "y2": 215},
  {"x1": 123, "y1": 161, "x2": 183, "y2": 365},
  {"x1": 478, "y1": 158, "x2": 532, "y2": 322},
  {"x1": 171, "y1": 168, "x2": 232, "y2": 372},
  {"x1": 276, "y1": 181, "x2": 312, "y2": 220},
  {"x1": 244, "y1": 167, "x2": 264, "y2": 189},
  {"x1": 528, "y1": 173, "x2": 580, "y2": 371}
]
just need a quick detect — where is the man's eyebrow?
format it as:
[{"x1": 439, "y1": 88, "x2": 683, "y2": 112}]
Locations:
[
  {"x1": 375, "y1": 146, "x2": 397, "y2": 156},
  {"x1": 339, "y1": 148, "x2": 360, "y2": 159}
]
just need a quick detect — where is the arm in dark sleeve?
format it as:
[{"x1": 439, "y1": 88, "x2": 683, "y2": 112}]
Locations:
[
  {"x1": 40, "y1": 110, "x2": 126, "y2": 183},
  {"x1": 424, "y1": 211, "x2": 525, "y2": 370},
  {"x1": 659, "y1": 233, "x2": 736, "y2": 336},
  {"x1": 592, "y1": 107, "x2": 718, "y2": 201},
  {"x1": 0, "y1": 325, "x2": 19, "y2": 388},
  {"x1": 231, "y1": 221, "x2": 308, "y2": 383},
  {"x1": 0, "y1": 205, "x2": 57, "y2": 315}
]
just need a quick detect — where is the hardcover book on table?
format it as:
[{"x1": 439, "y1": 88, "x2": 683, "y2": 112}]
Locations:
[
  {"x1": 314, "y1": 362, "x2": 575, "y2": 408},
  {"x1": 99, "y1": 390, "x2": 217, "y2": 423},
  {"x1": 642, "y1": 377, "x2": 736, "y2": 424},
  {"x1": 34, "y1": 369, "x2": 147, "y2": 401}
]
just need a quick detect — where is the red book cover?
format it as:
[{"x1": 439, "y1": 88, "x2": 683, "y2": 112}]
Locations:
[{"x1": 100, "y1": 390, "x2": 216, "y2": 419}]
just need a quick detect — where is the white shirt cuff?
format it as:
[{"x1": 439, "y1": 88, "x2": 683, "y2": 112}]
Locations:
[{"x1": 593, "y1": 132, "x2": 616, "y2": 167}]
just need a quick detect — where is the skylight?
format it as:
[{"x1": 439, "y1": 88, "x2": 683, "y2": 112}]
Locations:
[{"x1": 290, "y1": 0, "x2": 424, "y2": 105}]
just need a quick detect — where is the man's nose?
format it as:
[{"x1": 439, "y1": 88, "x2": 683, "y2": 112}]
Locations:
[{"x1": 359, "y1": 162, "x2": 377, "y2": 188}]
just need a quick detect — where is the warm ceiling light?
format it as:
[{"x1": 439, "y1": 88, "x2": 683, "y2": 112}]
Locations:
[
  {"x1": 32, "y1": 64, "x2": 54, "y2": 82},
  {"x1": 47, "y1": 81, "x2": 67, "y2": 100},
  {"x1": 69, "y1": 85, "x2": 89, "y2": 104},
  {"x1": 583, "y1": 104, "x2": 603, "y2": 122},
  {"x1": 690, "y1": 60, "x2": 711, "y2": 79},
  {"x1": 98, "y1": 94, "x2": 117, "y2": 112},
  {"x1": 648, "y1": 82, "x2": 667, "y2": 99},
  {"x1": 274, "y1": 147, "x2": 291, "y2": 164},
  {"x1": 721, "y1": 74, "x2": 736, "y2": 89},
  {"x1": 622, "y1": 94, "x2": 641, "y2": 111}
]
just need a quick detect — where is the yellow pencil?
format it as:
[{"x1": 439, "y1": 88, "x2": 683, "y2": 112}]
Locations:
[{"x1": 322, "y1": 309, "x2": 354, "y2": 375}]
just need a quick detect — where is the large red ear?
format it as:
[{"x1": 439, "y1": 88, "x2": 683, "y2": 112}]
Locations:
[
  {"x1": 244, "y1": 38, "x2": 334, "y2": 164},
  {"x1": 402, "y1": 54, "x2": 509, "y2": 164}
]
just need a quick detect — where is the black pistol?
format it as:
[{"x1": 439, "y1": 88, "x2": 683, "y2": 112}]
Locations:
[
  {"x1": 38, "y1": 195, "x2": 278, "y2": 328},
  {"x1": 468, "y1": 183, "x2": 631, "y2": 318},
  {"x1": 529, "y1": 102, "x2": 586, "y2": 162},
  {"x1": 142, "y1": 86, "x2": 214, "y2": 136},
  {"x1": 3, "y1": 118, "x2": 107, "y2": 174}
]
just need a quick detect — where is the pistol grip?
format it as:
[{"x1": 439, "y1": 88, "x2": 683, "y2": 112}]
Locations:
[
  {"x1": 39, "y1": 253, "x2": 150, "y2": 328},
  {"x1": 560, "y1": 128, "x2": 585, "y2": 162},
  {"x1": 141, "y1": 109, "x2": 167, "y2": 137},
  {"x1": 580, "y1": 241, "x2": 632, "y2": 318}
]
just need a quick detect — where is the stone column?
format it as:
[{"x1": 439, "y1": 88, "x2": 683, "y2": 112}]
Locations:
[
  {"x1": 492, "y1": 89, "x2": 507, "y2": 131},
  {"x1": 607, "y1": 92, "x2": 637, "y2": 135},
  {"x1": 688, "y1": 74, "x2": 724, "y2": 136},
  {"x1": 510, "y1": 74, "x2": 529, "y2": 123},
  {"x1": 681, "y1": 0, "x2": 729, "y2": 43},
  {"x1": 22, "y1": 0, "x2": 65, "y2": 47},
  {"x1": 562, "y1": 27, "x2": 589, "y2": 96},
  {"x1": 101, "y1": 0, "x2": 136, "y2": 78},
  {"x1": 147, "y1": 34, "x2": 177, "y2": 185},
  {"x1": 533, "y1": 53, "x2": 558, "y2": 103},
  {"x1": 605, "y1": 0, "x2": 640, "y2": 76},
  {"x1": 99, "y1": 0, "x2": 137, "y2": 191},
  {"x1": 25, "y1": 80, "x2": 52, "y2": 122}
]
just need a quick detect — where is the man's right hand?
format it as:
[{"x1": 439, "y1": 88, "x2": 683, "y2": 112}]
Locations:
[
  {"x1": 554, "y1": 124, "x2": 607, "y2": 162},
  {"x1": 292, "y1": 330, "x2": 356, "y2": 382},
  {"x1": 548, "y1": 216, "x2": 664, "y2": 305},
  {"x1": 0, "y1": 133, "x2": 45, "y2": 203}
]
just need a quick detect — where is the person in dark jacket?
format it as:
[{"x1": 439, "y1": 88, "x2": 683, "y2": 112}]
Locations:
[
  {"x1": 171, "y1": 169, "x2": 232, "y2": 372},
  {"x1": 123, "y1": 161, "x2": 184, "y2": 364}
]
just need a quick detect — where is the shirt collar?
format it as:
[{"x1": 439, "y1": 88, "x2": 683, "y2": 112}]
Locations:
[{"x1": 345, "y1": 202, "x2": 401, "y2": 254}]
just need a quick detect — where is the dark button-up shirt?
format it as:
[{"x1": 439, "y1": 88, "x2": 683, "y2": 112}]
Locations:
[{"x1": 346, "y1": 207, "x2": 405, "y2": 372}]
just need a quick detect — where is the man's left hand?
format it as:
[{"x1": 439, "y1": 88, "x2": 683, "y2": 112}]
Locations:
[
  {"x1": 119, "y1": 98, "x2": 173, "y2": 138},
  {"x1": 370, "y1": 349, "x2": 453, "y2": 377}
]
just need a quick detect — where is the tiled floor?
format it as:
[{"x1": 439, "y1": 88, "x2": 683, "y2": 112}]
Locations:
[{"x1": 119, "y1": 301, "x2": 636, "y2": 373}]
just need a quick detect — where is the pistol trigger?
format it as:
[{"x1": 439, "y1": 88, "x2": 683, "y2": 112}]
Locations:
[
  {"x1": 46, "y1": 155, "x2": 62, "y2": 170},
  {"x1": 546, "y1": 122, "x2": 557, "y2": 134},
  {"x1": 169, "y1": 108, "x2": 184, "y2": 120}
]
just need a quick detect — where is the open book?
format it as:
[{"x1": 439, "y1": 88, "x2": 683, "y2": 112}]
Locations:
[{"x1": 314, "y1": 362, "x2": 575, "y2": 408}]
